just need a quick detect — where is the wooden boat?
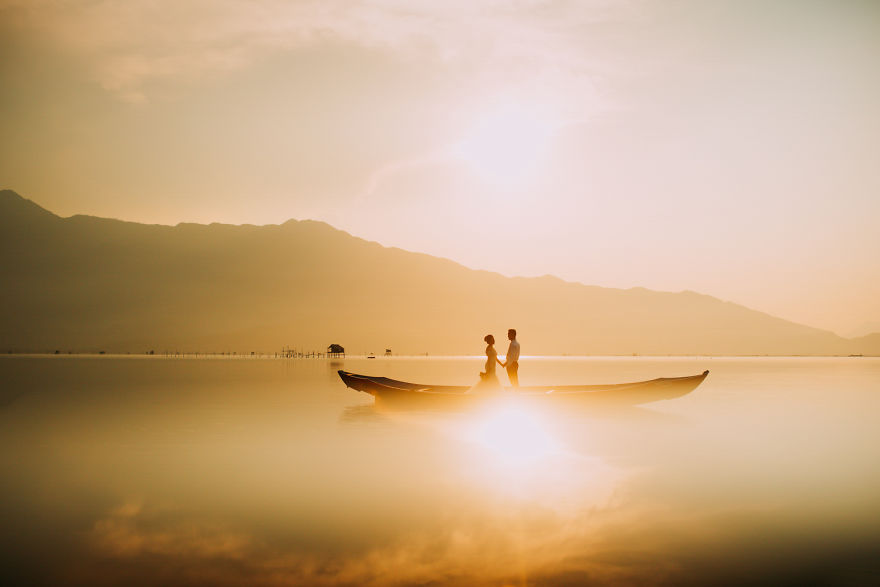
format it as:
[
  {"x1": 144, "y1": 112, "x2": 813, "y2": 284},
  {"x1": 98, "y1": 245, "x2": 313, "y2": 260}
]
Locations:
[{"x1": 338, "y1": 369, "x2": 709, "y2": 408}]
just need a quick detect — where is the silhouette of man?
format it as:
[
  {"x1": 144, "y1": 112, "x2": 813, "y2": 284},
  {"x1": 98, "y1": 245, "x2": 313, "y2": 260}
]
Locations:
[{"x1": 502, "y1": 328, "x2": 520, "y2": 387}]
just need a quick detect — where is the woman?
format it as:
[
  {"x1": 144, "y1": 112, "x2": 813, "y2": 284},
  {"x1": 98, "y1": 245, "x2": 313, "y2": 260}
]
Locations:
[{"x1": 479, "y1": 334, "x2": 503, "y2": 386}]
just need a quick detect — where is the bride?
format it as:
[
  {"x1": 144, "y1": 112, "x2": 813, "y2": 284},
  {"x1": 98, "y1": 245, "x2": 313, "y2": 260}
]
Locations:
[{"x1": 473, "y1": 334, "x2": 504, "y2": 391}]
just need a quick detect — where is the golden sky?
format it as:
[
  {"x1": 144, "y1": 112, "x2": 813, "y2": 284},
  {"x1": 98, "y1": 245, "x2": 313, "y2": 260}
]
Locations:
[{"x1": 1, "y1": 0, "x2": 878, "y2": 336}]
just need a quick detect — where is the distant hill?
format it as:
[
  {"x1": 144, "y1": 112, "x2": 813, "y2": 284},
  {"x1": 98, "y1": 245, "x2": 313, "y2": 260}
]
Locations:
[
  {"x1": 848, "y1": 333, "x2": 880, "y2": 355},
  {"x1": 1, "y1": 189, "x2": 877, "y2": 355}
]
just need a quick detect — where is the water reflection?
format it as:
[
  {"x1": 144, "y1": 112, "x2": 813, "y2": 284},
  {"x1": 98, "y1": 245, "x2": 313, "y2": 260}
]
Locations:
[
  {"x1": 339, "y1": 404, "x2": 390, "y2": 424},
  {"x1": 1, "y1": 356, "x2": 879, "y2": 585},
  {"x1": 465, "y1": 403, "x2": 561, "y2": 463}
]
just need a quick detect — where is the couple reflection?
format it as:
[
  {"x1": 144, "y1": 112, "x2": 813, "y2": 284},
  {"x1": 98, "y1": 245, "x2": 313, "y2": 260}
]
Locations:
[{"x1": 476, "y1": 329, "x2": 520, "y2": 391}]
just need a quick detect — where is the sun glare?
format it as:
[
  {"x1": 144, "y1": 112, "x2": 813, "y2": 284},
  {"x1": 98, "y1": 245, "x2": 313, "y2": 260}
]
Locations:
[
  {"x1": 453, "y1": 403, "x2": 621, "y2": 506},
  {"x1": 467, "y1": 404, "x2": 560, "y2": 465},
  {"x1": 451, "y1": 105, "x2": 555, "y2": 186}
]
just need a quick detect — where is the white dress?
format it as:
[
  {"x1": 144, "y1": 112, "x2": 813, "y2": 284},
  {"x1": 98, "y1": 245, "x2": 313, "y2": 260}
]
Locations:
[
  {"x1": 470, "y1": 345, "x2": 501, "y2": 392},
  {"x1": 484, "y1": 345, "x2": 498, "y2": 376}
]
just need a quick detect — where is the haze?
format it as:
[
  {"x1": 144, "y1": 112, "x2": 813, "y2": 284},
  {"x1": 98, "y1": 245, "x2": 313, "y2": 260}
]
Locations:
[{"x1": 1, "y1": 0, "x2": 878, "y2": 336}]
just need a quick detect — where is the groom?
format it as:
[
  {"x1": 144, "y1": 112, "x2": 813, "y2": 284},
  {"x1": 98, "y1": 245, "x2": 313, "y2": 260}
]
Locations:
[{"x1": 501, "y1": 328, "x2": 520, "y2": 387}]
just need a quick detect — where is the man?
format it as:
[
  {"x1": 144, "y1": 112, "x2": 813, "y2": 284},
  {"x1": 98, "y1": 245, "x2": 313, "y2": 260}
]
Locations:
[{"x1": 502, "y1": 328, "x2": 520, "y2": 387}]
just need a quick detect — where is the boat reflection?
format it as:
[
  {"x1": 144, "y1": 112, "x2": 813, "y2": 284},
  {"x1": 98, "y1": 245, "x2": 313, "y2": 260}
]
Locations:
[
  {"x1": 340, "y1": 393, "x2": 686, "y2": 426},
  {"x1": 340, "y1": 390, "x2": 689, "y2": 480}
]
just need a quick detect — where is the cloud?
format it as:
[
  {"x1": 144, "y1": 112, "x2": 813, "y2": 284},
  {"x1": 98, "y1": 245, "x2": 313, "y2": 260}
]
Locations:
[
  {"x1": 1, "y1": 0, "x2": 625, "y2": 105},
  {"x1": 84, "y1": 490, "x2": 858, "y2": 586},
  {"x1": 86, "y1": 496, "x2": 661, "y2": 586},
  {"x1": 90, "y1": 500, "x2": 252, "y2": 560}
]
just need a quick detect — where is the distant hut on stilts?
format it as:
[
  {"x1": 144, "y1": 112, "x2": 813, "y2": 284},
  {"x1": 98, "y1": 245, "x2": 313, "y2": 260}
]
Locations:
[{"x1": 327, "y1": 344, "x2": 345, "y2": 358}]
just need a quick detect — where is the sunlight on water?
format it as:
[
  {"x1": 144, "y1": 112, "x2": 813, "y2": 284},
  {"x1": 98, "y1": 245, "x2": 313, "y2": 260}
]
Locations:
[
  {"x1": 454, "y1": 401, "x2": 615, "y2": 506},
  {"x1": 1, "y1": 356, "x2": 879, "y2": 585},
  {"x1": 457, "y1": 404, "x2": 619, "y2": 512},
  {"x1": 465, "y1": 403, "x2": 561, "y2": 464}
]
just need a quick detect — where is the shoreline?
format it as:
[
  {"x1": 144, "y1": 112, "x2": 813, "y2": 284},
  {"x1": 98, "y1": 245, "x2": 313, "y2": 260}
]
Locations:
[{"x1": 1, "y1": 353, "x2": 876, "y2": 359}]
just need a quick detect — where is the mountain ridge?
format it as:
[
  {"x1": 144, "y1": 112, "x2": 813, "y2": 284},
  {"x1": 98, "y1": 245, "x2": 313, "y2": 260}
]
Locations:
[{"x1": 1, "y1": 189, "x2": 877, "y2": 355}]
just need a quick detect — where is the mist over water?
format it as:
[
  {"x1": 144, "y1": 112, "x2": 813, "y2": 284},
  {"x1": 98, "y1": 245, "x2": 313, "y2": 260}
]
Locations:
[{"x1": 1, "y1": 356, "x2": 879, "y2": 585}]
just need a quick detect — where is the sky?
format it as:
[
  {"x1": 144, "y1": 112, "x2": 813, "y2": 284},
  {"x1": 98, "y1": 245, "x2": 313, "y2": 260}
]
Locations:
[{"x1": 1, "y1": 0, "x2": 879, "y2": 337}]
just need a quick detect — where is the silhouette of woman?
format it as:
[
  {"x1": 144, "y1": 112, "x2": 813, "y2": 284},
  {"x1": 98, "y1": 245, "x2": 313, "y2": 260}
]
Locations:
[{"x1": 479, "y1": 334, "x2": 503, "y2": 386}]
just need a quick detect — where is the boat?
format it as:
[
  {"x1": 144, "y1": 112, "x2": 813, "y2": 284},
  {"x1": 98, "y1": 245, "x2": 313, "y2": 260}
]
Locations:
[{"x1": 338, "y1": 369, "x2": 709, "y2": 408}]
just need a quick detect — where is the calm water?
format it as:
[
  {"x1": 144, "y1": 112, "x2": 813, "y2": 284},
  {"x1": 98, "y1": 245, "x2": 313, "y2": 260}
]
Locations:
[{"x1": 1, "y1": 356, "x2": 879, "y2": 586}]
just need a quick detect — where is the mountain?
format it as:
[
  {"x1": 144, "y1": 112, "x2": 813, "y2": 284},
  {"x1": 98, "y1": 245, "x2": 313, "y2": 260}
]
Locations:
[
  {"x1": 849, "y1": 333, "x2": 880, "y2": 355},
  {"x1": 1, "y1": 189, "x2": 877, "y2": 355},
  {"x1": 846, "y1": 322, "x2": 880, "y2": 339}
]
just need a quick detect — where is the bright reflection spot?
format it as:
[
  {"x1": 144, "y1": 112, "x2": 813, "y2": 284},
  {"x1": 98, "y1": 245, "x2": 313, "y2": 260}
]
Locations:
[
  {"x1": 451, "y1": 104, "x2": 555, "y2": 186},
  {"x1": 446, "y1": 402, "x2": 621, "y2": 507},
  {"x1": 466, "y1": 404, "x2": 560, "y2": 465}
]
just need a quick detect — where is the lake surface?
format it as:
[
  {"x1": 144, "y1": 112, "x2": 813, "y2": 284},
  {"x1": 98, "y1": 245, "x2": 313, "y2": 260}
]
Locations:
[{"x1": 1, "y1": 356, "x2": 879, "y2": 585}]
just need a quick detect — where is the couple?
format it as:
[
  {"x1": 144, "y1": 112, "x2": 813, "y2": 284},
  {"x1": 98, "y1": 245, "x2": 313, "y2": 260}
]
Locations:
[{"x1": 480, "y1": 329, "x2": 520, "y2": 388}]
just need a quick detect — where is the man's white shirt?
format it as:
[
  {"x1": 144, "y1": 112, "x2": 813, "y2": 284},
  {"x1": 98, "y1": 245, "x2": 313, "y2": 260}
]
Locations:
[{"x1": 506, "y1": 340, "x2": 520, "y2": 364}]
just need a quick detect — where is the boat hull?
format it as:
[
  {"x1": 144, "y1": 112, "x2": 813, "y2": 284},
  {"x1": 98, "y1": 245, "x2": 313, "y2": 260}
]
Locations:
[{"x1": 338, "y1": 369, "x2": 708, "y2": 408}]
